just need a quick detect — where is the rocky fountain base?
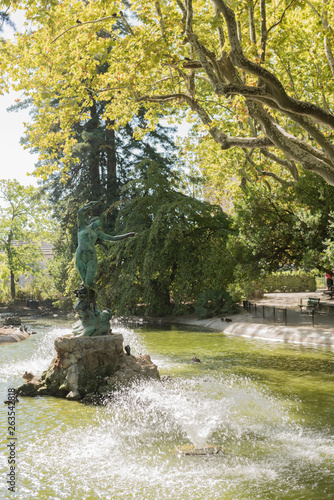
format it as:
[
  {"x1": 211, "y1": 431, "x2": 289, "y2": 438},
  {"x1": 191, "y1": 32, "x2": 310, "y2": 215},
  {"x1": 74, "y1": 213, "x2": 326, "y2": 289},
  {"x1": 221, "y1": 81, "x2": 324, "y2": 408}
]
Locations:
[{"x1": 16, "y1": 333, "x2": 160, "y2": 403}]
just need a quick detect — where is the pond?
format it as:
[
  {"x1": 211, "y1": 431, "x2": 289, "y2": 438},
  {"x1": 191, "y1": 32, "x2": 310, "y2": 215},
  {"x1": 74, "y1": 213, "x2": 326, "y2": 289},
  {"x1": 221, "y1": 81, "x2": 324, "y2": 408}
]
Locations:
[{"x1": 1, "y1": 319, "x2": 334, "y2": 499}]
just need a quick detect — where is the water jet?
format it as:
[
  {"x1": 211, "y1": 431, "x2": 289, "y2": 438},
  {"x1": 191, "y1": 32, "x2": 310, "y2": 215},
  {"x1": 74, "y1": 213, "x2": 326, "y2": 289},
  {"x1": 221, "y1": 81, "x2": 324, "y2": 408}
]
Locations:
[{"x1": 175, "y1": 444, "x2": 222, "y2": 456}]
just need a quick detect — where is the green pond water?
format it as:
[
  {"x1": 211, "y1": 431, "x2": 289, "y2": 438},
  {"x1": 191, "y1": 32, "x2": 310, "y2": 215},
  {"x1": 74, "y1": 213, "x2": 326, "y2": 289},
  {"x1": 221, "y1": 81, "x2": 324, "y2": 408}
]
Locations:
[{"x1": 1, "y1": 318, "x2": 334, "y2": 499}]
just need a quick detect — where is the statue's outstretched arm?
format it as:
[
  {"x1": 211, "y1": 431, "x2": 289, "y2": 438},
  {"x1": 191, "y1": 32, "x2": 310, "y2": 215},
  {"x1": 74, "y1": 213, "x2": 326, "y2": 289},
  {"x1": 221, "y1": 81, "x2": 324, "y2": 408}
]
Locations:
[{"x1": 98, "y1": 231, "x2": 136, "y2": 242}]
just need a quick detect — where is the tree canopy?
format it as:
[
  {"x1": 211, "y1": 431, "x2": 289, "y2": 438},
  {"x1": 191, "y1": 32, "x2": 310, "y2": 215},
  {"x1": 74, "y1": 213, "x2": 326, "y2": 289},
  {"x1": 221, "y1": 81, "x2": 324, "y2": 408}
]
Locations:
[
  {"x1": 230, "y1": 172, "x2": 334, "y2": 276},
  {"x1": 2, "y1": 0, "x2": 334, "y2": 306},
  {"x1": 0, "y1": 179, "x2": 53, "y2": 298},
  {"x1": 2, "y1": 0, "x2": 334, "y2": 189}
]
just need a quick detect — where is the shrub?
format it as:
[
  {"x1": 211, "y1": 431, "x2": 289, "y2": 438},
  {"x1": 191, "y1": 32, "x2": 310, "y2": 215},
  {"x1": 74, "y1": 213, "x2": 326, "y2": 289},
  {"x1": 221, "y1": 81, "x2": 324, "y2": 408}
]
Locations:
[
  {"x1": 195, "y1": 288, "x2": 237, "y2": 319},
  {"x1": 230, "y1": 272, "x2": 318, "y2": 301},
  {"x1": 260, "y1": 272, "x2": 317, "y2": 293},
  {"x1": 52, "y1": 296, "x2": 74, "y2": 313},
  {"x1": 15, "y1": 287, "x2": 34, "y2": 301}
]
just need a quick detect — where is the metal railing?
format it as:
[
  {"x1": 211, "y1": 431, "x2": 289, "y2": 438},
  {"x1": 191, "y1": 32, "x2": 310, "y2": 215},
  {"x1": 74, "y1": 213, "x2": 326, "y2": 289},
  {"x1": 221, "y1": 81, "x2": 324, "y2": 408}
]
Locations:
[{"x1": 243, "y1": 300, "x2": 334, "y2": 328}]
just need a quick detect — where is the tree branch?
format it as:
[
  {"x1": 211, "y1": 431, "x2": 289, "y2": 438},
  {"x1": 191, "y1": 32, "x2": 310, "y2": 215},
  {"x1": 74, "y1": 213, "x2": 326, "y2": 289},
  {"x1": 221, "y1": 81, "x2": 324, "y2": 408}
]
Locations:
[
  {"x1": 223, "y1": 136, "x2": 273, "y2": 149},
  {"x1": 198, "y1": 47, "x2": 334, "y2": 168},
  {"x1": 137, "y1": 92, "x2": 273, "y2": 150},
  {"x1": 324, "y1": 36, "x2": 334, "y2": 77},
  {"x1": 155, "y1": 0, "x2": 166, "y2": 38},
  {"x1": 259, "y1": 0, "x2": 266, "y2": 63},
  {"x1": 256, "y1": 168, "x2": 289, "y2": 185},
  {"x1": 261, "y1": 150, "x2": 299, "y2": 181},
  {"x1": 249, "y1": 1, "x2": 257, "y2": 45},
  {"x1": 51, "y1": 15, "x2": 122, "y2": 43},
  {"x1": 211, "y1": 0, "x2": 334, "y2": 129},
  {"x1": 248, "y1": 101, "x2": 334, "y2": 184},
  {"x1": 252, "y1": 97, "x2": 334, "y2": 162},
  {"x1": 267, "y1": 0, "x2": 295, "y2": 36},
  {"x1": 215, "y1": 5, "x2": 225, "y2": 53}
]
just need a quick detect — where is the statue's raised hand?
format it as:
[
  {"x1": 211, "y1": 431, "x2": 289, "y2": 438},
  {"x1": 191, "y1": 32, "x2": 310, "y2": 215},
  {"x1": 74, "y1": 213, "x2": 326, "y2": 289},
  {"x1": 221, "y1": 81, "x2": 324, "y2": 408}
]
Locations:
[{"x1": 84, "y1": 200, "x2": 102, "y2": 209}]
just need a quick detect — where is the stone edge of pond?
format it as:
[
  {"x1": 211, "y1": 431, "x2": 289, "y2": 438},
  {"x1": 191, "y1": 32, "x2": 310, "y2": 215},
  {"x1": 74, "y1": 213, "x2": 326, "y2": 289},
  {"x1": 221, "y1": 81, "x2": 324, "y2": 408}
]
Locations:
[
  {"x1": 115, "y1": 315, "x2": 334, "y2": 348},
  {"x1": 182, "y1": 318, "x2": 334, "y2": 347},
  {"x1": 0, "y1": 328, "x2": 31, "y2": 344},
  {"x1": 223, "y1": 322, "x2": 334, "y2": 347}
]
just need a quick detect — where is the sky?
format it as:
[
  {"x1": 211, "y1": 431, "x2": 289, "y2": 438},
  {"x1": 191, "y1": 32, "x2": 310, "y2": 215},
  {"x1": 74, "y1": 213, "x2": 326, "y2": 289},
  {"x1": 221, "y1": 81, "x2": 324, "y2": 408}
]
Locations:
[
  {"x1": 0, "y1": 91, "x2": 39, "y2": 187},
  {"x1": 0, "y1": 10, "x2": 38, "y2": 187}
]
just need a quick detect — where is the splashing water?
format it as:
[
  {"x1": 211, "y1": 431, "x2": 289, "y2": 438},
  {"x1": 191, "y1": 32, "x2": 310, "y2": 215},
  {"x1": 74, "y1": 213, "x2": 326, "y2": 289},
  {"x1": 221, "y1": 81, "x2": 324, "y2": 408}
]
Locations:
[
  {"x1": 1, "y1": 321, "x2": 334, "y2": 499},
  {"x1": 0, "y1": 326, "x2": 69, "y2": 384}
]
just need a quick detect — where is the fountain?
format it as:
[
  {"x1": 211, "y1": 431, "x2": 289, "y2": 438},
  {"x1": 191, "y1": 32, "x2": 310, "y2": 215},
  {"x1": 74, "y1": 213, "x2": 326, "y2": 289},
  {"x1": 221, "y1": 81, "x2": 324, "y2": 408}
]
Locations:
[
  {"x1": 2, "y1": 319, "x2": 334, "y2": 498},
  {"x1": 3, "y1": 204, "x2": 334, "y2": 498},
  {"x1": 16, "y1": 201, "x2": 160, "y2": 401}
]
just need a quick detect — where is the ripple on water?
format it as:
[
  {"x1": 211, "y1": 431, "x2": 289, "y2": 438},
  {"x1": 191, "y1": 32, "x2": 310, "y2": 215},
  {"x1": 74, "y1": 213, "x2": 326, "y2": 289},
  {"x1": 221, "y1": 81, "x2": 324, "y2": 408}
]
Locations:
[
  {"x1": 7, "y1": 374, "x2": 331, "y2": 499},
  {"x1": 1, "y1": 325, "x2": 334, "y2": 499}
]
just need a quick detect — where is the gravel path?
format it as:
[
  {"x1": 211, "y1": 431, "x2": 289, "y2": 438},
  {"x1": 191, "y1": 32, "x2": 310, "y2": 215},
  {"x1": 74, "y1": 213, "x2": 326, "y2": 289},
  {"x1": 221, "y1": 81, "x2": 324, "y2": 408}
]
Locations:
[{"x1": 251, "y1": 291, "x2": 332, "y2": 309}]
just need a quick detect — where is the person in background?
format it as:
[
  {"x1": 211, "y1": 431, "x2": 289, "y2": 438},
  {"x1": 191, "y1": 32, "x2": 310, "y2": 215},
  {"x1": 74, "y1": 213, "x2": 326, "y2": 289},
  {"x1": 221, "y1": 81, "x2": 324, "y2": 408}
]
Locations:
[{"x1": 326, "y1": 271, "x2": 333, "y2": 290}]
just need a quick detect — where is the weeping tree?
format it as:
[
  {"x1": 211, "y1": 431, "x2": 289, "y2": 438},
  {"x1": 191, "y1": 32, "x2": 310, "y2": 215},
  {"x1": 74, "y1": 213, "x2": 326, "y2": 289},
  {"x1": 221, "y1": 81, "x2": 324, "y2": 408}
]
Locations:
[
  {"x1": 10, "y1": 84, "x2": 179, "y2": 297},
  {"x1": 97, "y1": 160, "x2": 232, "y2": 316},
  {"x1": 17, "y1": 96, "x2": 180, "y2": 273}
]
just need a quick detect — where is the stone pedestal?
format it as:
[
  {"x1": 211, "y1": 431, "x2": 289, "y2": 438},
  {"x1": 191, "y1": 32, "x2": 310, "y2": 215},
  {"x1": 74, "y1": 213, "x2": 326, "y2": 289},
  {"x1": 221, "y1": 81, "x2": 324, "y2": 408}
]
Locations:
[{"x1": 16, "y1": 333, "x2": 160, "y2": 402}]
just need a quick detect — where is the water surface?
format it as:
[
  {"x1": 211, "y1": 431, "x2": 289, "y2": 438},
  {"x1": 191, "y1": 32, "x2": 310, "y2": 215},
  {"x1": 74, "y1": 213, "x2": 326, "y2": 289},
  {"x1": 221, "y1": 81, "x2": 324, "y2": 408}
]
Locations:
[{"x1": 1, "y1": 320, "x2": 334, "y2": 499}]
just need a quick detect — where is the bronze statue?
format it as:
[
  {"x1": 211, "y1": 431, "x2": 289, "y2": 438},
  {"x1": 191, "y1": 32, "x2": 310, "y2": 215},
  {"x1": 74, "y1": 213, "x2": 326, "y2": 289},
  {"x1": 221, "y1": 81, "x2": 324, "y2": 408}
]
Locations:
[{"x1": 73, "y1": 201, "x2": 136, "y2": 336}]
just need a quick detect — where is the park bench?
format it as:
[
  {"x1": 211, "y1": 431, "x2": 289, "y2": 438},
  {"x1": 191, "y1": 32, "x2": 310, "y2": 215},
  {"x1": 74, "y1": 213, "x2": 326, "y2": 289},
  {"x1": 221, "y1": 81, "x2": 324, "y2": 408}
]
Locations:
[
  {"x1": 323, "y1": 287, "x2": 334, "y2": 299},
  {"x1": 299, "y1": 297, "x2": 320, "y2": 313}
]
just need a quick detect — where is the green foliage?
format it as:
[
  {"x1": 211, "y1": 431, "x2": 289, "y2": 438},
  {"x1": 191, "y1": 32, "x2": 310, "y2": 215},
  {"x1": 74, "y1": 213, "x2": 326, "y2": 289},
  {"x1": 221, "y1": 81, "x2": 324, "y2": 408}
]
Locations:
[
  {"x1": 98, "y1": 160, "x2": 232, "y2": 316},
  {"x1": 195, "y1": 288, "x2": 236, "y2": 319},
  {"x1": 260, "y1": 272, "x2": 317, "y2": 294},
  {"x1": 0, "y1": 260, "x2": 9, "y2": 298},
  {"x1": 30, "y1": 105, "x2": 180, "y2": 300},
  {"x1": 6, "y1": 2, "x2": 334, "y2": 313},
  {"x1": 52, "y1": 295, "x2": 73, "y2": 313},
  {"x1": 0, "y1": 179, "x2": 54, "y2": 299},
  {"x1": 45, "y1": 229, "x2": 76, "y2": 295},
  {"x1": 227, "y1": 271, "x2": 317, "y2": 300},
  {"x1": 227, "y1": 281, "x2": 253, "y2": 303},
  {"x1": 28, "y1": 269, "x2": 60, "y2": 301},
  {"x1": 4, "y1": 0, "x2": 334, "y2": 192},
  {"x1": 320, "y1": 213, "x2": 334, "y2": 270},
  {"x1": 228, "y1": 173, "x2": 334, "y2": 286}
]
